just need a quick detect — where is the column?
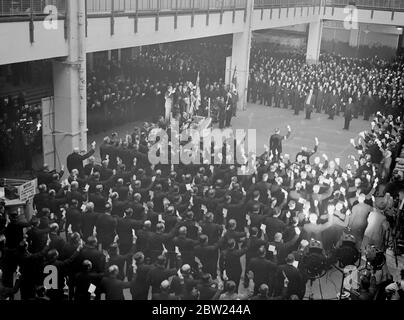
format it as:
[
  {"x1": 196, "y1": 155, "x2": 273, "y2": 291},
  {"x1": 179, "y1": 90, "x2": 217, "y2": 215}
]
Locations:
[
  {"x1": 230, "y1": 0, "x2": 254, "y2": 111},
  {"x1": 51, "y1": 0, "x2": 87, "y2": 170},
  {"x1": 306, "y1": 20, "x2": 323, "y2": 65},
  {"x1": 349, "y1": 28, "x2": 360, "y2": 47}
]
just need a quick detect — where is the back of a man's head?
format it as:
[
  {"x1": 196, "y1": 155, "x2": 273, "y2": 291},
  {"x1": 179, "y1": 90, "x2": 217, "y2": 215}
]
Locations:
[
  {"x1": 259, "y1": 284, "x2": 269, "y2": 296},
  {"x1": 83, "y1": 260, "x2": 93, "y2": 271},
  {"x1": 87, "y1": 236, "x2": 98, "y2": 247},
  {"x1": 225, "y1": 281, "x2": 236, "y2": 294},
  {"x1": 156, "y1": 255, "x2": 166, "y2": 266},
  {"x1": 108, "y1": 265, "x2": 119, "y2": 277},
  {"x1": 161, "y1": 280, "x2": 170, "y2": 292},
  {"x1": 258, "y1": 245, "x2": 266, "y2": 257},
  {"x1": 179, "y1": 226, "x2": 187, "y2": 236}
]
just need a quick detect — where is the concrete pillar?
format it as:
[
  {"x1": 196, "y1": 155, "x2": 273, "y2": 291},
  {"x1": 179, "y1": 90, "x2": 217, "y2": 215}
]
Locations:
[
  {"x1": 108, "y1": 50, "x2": 112, "y2": 60},
  {"x1": 349, "y1": 28, "x2": 360, "y2": 47},
  {"x1": 230, "y1": 0, "x2": 254, "y2": 111},
  {"x1": 51, "y1": 0, "x2": 87, "y2": 169},
  {"x1": 306, "y1": 20, "x2": 323, "y2": 65},
  {"x1": 117, "y1": 48, "x2": 122, "y2": 62}
]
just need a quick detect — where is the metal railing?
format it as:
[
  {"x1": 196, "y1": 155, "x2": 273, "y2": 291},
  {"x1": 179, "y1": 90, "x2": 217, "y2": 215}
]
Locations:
[
  {"x1": 324, "y1": 0, "x2": 404, "y2": 10},
  {"x1": 86, "y1": 0, "x2": 247, "y2": 14},
  {"x1": 0, "y1": 0, "x2": 66, "y2": 17},
  {"x1": 254, "y1": 0, "x2": 322, "y2": 7}
]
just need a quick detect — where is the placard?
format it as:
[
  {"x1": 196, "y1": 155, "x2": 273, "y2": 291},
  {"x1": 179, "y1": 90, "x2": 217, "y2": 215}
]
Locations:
[{"x1": 18, "y1": 179, "x2": 38, "y2": 202}]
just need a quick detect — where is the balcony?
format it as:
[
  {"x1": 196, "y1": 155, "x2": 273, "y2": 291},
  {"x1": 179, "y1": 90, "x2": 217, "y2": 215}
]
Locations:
[
  {"x1": 254, "y1": 0, "x2": 322, "y2": 8},
  {"x1": 0, "y1": 0, "x2": 66, "y2": 19},
  {"x1": 86, "y1": 0, "x2": 247, "y2": 15},
  {"x1": 325, "y1": 0, "x2": 404, "y2": 11}
]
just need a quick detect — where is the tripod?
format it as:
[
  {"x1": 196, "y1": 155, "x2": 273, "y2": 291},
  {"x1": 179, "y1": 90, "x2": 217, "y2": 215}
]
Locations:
[{"x1": 333, "y1": 250, "x2": 363, "y2": 300}]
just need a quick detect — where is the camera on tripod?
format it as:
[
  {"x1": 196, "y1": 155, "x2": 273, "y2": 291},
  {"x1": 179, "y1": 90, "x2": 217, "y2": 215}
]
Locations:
[
  {"x1": 364, "y1": 245, "x2": 386, "y2": 271},
  {"x1": 334, "y1": 233, "x2": 361, "y2": 268},
  {"x1": 301, "y1": 239, "x2": 328, "y2": 280}
]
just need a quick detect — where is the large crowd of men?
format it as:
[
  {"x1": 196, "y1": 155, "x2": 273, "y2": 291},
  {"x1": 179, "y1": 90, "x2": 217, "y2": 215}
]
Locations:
[
  {"x1": 86, "y1": 39, "x2": 237, "y2": 134},
  {"x1": 1, "y1": 105, "x2": 403, "y2": 300},
  {"x1": 1, "y1": 42, "x2": 404, "y2": 300},
  {"x1": 0, "y1": 94, "x2": 42, "y2": 173},
  {"x1": 249, "y1": 44, "x2": 404, "y2": 130}
]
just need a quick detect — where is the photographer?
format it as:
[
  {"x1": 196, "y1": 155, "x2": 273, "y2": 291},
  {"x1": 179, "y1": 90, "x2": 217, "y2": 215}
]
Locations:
[
  {"x1": 385, "y1": 269, "x2": 404, "y2": 300},
  {"x1": 350, "y1": 269, "x2": 377, "y2": 300}
]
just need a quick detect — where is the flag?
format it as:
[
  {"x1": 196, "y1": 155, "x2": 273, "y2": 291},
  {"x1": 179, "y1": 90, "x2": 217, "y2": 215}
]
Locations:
[
  {"x1": 195, "y1": 71, "x2": 201, "y2": 110},
  {"x1": 231, "y1": 66, "x2": 238, "y2": 91}
]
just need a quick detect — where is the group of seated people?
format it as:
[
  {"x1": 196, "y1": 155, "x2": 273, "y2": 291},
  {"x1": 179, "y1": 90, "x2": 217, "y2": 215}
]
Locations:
[
  {"x1": 0, "y1": 101, "x2": 403, "y2": 300},
  {"x1": 248, "y1": 43, "x2": 404, "y2": 121}
]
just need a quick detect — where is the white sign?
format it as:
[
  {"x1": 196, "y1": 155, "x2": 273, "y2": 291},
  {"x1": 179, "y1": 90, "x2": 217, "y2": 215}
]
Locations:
[{"x1": 19, "y1": 179, "x2": 38, "y2": 202}]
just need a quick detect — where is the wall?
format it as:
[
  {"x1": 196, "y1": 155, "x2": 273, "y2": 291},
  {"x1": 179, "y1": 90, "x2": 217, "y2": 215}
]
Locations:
[
  {"x1": 0, "y1": 20, "x2": 68, "y2": 65},
  {"x1": 1, "y1": 5, "x2": 404, "y2": 66},
  {"x1": 323, "y1": 5, "x2": 404, "y2": 27},
  {"x1": 321, "y1": 20, "x2": 401, "y2": 57},
  {"x1": 86, "y1": 10, "x2": 246, "y2": 53},
  {"x1": 252, "y1": 6, "x2": 321, "y2": 31}
]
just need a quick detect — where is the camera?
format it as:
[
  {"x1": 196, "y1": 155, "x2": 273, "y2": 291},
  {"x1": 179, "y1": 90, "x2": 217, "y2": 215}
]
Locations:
[{"x1": 300, "y1": 239, "x2": 328, "y2": 279}]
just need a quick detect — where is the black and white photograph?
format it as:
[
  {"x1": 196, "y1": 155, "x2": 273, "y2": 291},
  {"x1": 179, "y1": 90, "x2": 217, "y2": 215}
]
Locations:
[{"x1": 0, "y1": 0, "x2": 404, "y2": 310}]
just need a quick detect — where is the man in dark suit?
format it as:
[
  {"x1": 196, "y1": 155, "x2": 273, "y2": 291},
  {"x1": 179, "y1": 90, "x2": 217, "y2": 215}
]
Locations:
[
  {"x1": 78, "y1": 236, "x2": 106, "y2": 273},
  {"x1": 81, "y1": 203, "x2": 100, "y2": 241},
  {"x1": 172, "y1": 226, "x2": 199, "y2": 268},
  {"x1": 66, "y1": 142, "x2": 96, "y2": 175},
  {"x1": 130, "y1": 252, "x2": 154, "y2": 300},
  {"x1": 146, "y1": 255, "x2": 179, "y2": 296},
  {"x1": 305, "y1": 89, "x2": 315, "y2": 120},
  {"x1": 116, "y1": 208, "x2": 143, "y2": 255},
  {"x1": 363, "y1": 91, "x2": 374, "y2": 121},
  {"x1": 328, "y1": 88, "x2": 338, "y2": 120},
  {"x1": 73, "y1": 260, "x2": 103, "y2": 301},
  {"x1": 98, "y1": 265, "x2": 134, "y2": 300},
  {"x1": 269, "y1": 125, "x2": 291, "y2": 161},
  {"x1": 219, "y1": 238, "x2": 249, "y2": 290},
  {"x1": 83, "y1": 156, "x2": 100, "y2": 177},
  {"x1": 200, "y1": 212, "x2": 223, "y2": 245},
  {"x1": 247, "y1": 245, "x2": 277, "y2": 294},
  {"x1": 274, "y1": 254, "x2": 305, "y2": 299},
  {"x1": 344, "y1": 97, "x2": 354, "y2": 130},
  {"x1": 95, "y1": 204, "x2": 118, "y2": 250},
  {"x1": 66, "y1": 199, "x2": 82, "y2": 235},
  {"x1": 194, "y1": 234, "x2": 223, "y2": 277}
]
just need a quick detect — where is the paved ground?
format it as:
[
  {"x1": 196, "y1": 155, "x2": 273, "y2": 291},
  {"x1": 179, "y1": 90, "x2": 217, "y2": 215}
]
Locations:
[
  {"x1": 231, "y1": 104, "x2": 371, "y2": 166},
  {"x1": 88, "y1": 103, "x2": 370, "y2": 165}
]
